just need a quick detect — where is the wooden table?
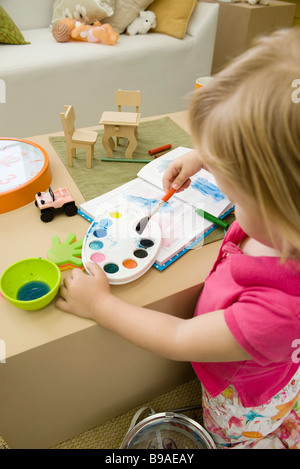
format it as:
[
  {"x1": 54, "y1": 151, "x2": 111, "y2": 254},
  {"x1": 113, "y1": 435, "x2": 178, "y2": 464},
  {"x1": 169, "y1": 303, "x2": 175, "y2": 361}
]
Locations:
[
  {"x1": 0, "y1": 112, "x2": 222, "y2": 449},
  {"x1": 99, "y1": 111, "x2": 140, "y2": 159}
]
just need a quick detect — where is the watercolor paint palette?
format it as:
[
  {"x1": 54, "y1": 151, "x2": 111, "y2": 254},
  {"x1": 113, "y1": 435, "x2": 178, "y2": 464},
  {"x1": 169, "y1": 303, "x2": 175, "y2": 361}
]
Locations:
[{"x1": 82, "y1": 202, "x2": 162, "y2": 284}]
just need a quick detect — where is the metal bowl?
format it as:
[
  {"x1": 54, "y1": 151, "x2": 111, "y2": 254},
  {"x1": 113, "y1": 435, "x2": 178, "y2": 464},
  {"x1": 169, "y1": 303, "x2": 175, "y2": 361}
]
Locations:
[{"x1": 121, "y1": 412, "x2": 216, "y2": 449}]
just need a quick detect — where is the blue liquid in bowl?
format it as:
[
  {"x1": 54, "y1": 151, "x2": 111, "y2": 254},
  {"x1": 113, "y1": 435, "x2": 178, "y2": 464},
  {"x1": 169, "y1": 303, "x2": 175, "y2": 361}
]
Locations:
[{"x1": 17, "y1": 281, "x2": 51, "y2": 301}]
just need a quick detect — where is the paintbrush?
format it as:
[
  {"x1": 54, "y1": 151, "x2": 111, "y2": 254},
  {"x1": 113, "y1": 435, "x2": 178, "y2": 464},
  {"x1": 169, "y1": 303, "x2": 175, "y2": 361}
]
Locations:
[{"x1": 136, "y1": 188, "x2": 176, "y2": 235}]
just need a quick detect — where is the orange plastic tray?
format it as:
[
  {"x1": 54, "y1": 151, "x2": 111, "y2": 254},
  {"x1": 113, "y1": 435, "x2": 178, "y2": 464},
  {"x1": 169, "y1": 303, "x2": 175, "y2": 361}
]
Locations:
[{"x1": 0, "y1": 138, "x2": 52, "y2": 214}]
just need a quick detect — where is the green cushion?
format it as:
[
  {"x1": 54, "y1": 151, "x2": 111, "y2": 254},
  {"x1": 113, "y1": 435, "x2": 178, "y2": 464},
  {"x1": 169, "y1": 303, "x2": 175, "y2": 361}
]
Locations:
[{"x1": 0, "y1": 6, "x2": 30, "y2": 44}]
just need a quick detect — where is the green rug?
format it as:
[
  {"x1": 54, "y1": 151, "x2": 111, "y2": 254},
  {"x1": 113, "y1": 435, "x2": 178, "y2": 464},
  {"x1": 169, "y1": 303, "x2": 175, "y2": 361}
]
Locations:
[
  {"x1": 49, "y1": 116, "x2": 234, "y2": 244},
  {"x1": 49, "y1": 117, "x2": 193, "y2": 202}
]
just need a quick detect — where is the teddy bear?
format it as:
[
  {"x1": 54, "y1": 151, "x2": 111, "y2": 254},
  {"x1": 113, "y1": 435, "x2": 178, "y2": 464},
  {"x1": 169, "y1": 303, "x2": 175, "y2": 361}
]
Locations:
[
  {"x1": 52, "y1": 17, "x2": 119, "y2": 45},
  {"x1": 126, "y1": 10, "x2": 156, "y2": 36}
]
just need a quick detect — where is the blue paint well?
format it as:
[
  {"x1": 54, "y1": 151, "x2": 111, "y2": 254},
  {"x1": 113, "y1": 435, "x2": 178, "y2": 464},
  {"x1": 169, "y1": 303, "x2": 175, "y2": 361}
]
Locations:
[
  {"x1": 93, "y1": 228, "x2": 108, "y2": 238},
  {"x1": 89, "y1": 240, "x2": 104, "y2": 250},
  {"x1": 99, "y1": 218, "x2": 113, "y2": 228}
]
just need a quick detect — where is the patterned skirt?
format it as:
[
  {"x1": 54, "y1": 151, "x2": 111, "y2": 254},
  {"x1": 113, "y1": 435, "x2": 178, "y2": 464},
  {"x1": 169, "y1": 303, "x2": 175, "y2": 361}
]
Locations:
[{"x1": 202, "y1": 368, "x2": 300, "y2": 449}]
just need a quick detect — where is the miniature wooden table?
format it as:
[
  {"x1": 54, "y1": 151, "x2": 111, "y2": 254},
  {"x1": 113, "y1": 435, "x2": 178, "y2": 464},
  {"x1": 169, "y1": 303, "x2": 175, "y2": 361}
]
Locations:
[{"x1": 99, "y1": 111, "x2": 140, "y2": 158}]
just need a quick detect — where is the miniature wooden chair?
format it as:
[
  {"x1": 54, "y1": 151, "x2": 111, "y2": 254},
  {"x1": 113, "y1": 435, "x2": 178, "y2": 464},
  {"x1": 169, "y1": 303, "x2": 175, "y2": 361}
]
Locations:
[
  {"x1": 115, "y1": 90, "x2": 141, "y2": 146},
  {"x1": 115, "y1": 89, "x2": 141, "y2": 112},
  {"x1": 60, "y1": 105, "x2": 98, "y2": 169}
]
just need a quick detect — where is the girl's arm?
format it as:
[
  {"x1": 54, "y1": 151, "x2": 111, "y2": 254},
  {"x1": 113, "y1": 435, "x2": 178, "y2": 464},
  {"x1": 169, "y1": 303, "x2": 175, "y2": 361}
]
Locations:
[{"x1": 57, "y1": 263, "x2": 250, "y2": 363}]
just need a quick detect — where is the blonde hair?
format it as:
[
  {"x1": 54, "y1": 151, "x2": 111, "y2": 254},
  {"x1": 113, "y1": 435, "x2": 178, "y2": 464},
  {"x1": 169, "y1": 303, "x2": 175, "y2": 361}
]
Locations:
[{"x1": 189, "y1": 28, "x2": 300, "y2": 259}]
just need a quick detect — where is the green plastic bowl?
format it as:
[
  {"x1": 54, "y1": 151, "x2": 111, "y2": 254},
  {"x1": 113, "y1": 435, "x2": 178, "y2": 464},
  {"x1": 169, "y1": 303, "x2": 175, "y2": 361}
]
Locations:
[{"x1": 0, "y1": 258, "x2": 61, "y2": 311}]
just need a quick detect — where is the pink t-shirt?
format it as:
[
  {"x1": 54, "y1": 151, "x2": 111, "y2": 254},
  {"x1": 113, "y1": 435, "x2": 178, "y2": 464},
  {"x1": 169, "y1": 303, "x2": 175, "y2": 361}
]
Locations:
[{"x1": 192, "y1": 221, "x2": 300, "y2": 407}]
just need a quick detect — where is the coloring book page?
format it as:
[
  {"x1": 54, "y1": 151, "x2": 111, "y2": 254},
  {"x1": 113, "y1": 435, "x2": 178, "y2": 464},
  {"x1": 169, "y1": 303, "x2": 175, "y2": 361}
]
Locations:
[{"x1": 137, "y1": 147, "x2": 230, "y2": 216}]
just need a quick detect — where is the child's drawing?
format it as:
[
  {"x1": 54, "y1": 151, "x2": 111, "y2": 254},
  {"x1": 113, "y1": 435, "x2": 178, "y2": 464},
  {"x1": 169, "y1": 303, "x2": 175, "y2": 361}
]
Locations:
[
  {"x1": 157, "y1": 159, "x2": 173, "y2": 173},
  {"x1": 190, "y1": 177, "x2": 225, "y2": 202},
  {"x1": 124, "y1": 194, "x2": 172, "y2": 213}
]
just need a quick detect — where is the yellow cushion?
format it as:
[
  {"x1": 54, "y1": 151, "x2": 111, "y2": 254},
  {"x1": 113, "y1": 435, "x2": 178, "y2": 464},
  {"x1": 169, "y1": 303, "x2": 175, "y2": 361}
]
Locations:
[{"x1": 148, "y1": 0, "x2": 197, "y2": 39}]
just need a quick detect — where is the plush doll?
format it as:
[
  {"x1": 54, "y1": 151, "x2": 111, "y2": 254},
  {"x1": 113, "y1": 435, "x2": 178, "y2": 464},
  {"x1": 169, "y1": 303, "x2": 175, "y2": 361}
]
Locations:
[
  {"x1": 126, "y1": 11, "x2": 156, "y2": 36},
  {"x1": 244, "y1": 0, "x2": 269, "y2": 4},
  {"x1": 223, "y1": 0, "x2": 269, "y2": 4},
  {"x1": 253, "y1": 0, "x2": 269, "y2": 4},
  {"x1": 52, "y1": 18, "x2": 119, "y2": 45}
]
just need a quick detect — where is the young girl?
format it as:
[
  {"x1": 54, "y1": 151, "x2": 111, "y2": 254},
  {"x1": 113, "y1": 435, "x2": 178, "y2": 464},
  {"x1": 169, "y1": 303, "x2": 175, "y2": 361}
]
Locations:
[{"x1": 57, "y1": 28, "x2": 300, "y2": 448}]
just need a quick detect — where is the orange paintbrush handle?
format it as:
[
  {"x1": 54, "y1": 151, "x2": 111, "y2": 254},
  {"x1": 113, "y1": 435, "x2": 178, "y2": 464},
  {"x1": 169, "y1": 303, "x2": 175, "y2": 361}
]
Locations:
[
  {"x1": 149, "y1": 187, "x2": 176, "y2": 220},
  {"x1": 162, "y1": 187, "x2": 176, "y2": 203}
]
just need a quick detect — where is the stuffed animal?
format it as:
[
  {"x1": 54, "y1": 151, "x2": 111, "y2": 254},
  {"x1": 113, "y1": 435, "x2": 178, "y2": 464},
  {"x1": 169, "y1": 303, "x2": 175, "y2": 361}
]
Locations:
[
  {"x1": 52, "y1": 18, "x2": 119, "y2": 45},
  {"x1": 256, "y1": 0, "x2": 269, "y2": 4},
  {"x1": 245, "y1": 0, "x2": 269, "y2": 4},
  {"x1": 220, "y1": 0, "x2": 269, "y2": 3},
  {"x1": 126, "y1": 11, "x2": 156, "y2": 36}
]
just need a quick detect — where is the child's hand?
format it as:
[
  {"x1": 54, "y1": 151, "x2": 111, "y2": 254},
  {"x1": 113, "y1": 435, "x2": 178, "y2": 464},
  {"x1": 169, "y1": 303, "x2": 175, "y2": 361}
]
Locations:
[
  {"x1": 163, "y1": 150, "x2": 203, "y2": 193},
  {"x1": 56, "y1": 262, "x2": 111, "y2": 321}
]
